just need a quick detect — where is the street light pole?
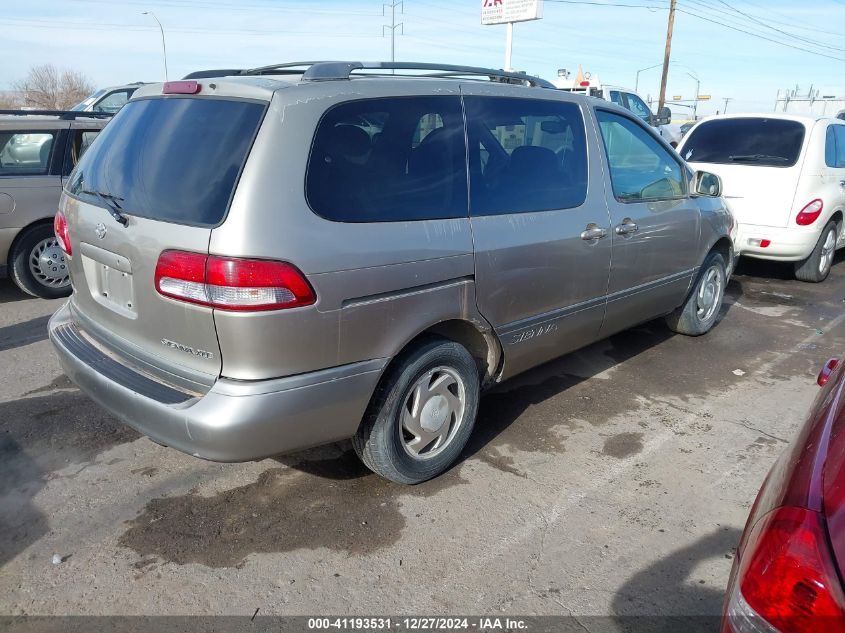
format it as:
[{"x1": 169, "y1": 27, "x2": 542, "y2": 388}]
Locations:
[
  {"x1": 143, "y1": 11, "x2": 168, "y2": 81},
  {"x1": 687, "y1": 72, "x2": 700, "y2": 119},
  {"x1": 635, "y1": 62, "x2": 664, "y2": 93}
]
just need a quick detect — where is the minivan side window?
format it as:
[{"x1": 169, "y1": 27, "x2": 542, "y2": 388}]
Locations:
[
  {"x1": 0, "y1": 131, "x2": 56, "y2": 176},
  {"x1": 464, "y1": 97, "x2": 588, "y2": 216},
  {"x1": 64, "y1": 129, "x2": 101, "y2": 176},
  {"x1": 834, "y1": 126, "x2": 845, "y2": 168},
  {"x1": 306, "y1": 96, "x2": 467, "y2": 222},
  {"x1": 596, "y1": 110, "x2": 685, "y2": 202}
]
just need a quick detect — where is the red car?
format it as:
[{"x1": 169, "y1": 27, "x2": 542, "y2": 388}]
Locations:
[{"x1": 723, "y1": 355, "x2": 845, "y2": 632}]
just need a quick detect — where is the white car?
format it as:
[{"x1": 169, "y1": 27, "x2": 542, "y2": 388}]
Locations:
[{"x1": 678, "y1": 113, "x2": 845, "y2": 282}]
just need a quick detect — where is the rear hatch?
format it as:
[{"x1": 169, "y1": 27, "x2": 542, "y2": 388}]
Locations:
[
  {"x1": 61, "y1": 92, "x2": 267, "y2": 387},
  {"x1": 679, "y1": 117, "x2": 807, "y2": 228}
]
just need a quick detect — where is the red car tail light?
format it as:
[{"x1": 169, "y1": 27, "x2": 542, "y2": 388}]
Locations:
[
  {"x1": 796, "y1": 200, "x2": 823, "y2": 226},
  {"x1": 818, "y1": 359, "x2": 840, "y2": 387},
  {"x1": 154, "y1": 250, "x2": 316, "y2": 311},
  {"x1": 54, "y1": 210, "x2": 71, "y2": 255},
  {"x1": 726, "y1": 507, "x2": 845, "y2": 633}
]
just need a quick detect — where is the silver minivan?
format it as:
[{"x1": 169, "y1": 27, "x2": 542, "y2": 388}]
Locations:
[
  {"x1": 49, "y1": 62, "x2": 735, "y2": 483},
  {"x1": 0, "y1": 111, "x2": 109, "y2": 297}
]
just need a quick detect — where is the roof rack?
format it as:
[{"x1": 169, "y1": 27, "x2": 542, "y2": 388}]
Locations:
[
  {"x1": 182, "y1": 61, "x2": 555, "y2": 88},
  {"x1": 0, "y1": 109, "x2": 113, "y2": 120}
]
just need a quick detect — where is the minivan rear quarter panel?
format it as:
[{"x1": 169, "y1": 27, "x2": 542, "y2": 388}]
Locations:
[{"x1": 209, "y1": 80, "x2": 485, "y2": 381}]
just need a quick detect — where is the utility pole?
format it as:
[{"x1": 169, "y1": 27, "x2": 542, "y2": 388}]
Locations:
[
  {"x1": 657, "y1": 0, "x2": 676, "y2": 115},
  {"x1": 723, "y1": 97, "x2": 732, "y2": 114},
  {"x1": 383, "y1": 1, "x2": 403, "y2": 63}
]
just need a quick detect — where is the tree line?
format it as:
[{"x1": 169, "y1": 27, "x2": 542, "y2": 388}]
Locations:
[{"x1": 1, "y1": 64, "x2": 94, "y2": 110}]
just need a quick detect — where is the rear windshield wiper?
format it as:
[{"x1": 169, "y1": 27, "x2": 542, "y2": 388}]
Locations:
[
  {"x1": 728, "y1": 154, "x2": 789, "y2": 163},
  {"x1": 81, "y1": 189, "x2": 129, "y2": 227}
]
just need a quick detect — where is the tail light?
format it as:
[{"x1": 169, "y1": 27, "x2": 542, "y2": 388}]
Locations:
[
  {"x1": 154, "y1": 250, "x2": 316, "y2": 311},
  {"x1": 54, "y1": 210, "x2": 71, "y2": 255},
  {"x1": 726, "y1": 507, "x2": 845, "y2": 633},
  {"x1": 796, "y1": 200, "x2": 823, "y2": 226},
  {"x1": 162, "y1": 80, "x2": 201, "y2": 95},
  {"x1": 818, "y1": 359, "x2": 840, "y2": 387}
]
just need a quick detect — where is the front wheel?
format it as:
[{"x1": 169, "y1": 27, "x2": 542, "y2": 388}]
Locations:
[
  {"x1": 665, "y1": 252, "x2": 726, "y2": 336},
  {"x1": 352, "y1": 338, "x2": 480, "y2": 484},
  {"x1": 794, "y1": 221, "x2": 838, "y2": 283},
  {"x1": 9, "y1": 223, "x2": 72, "y2": 299}
]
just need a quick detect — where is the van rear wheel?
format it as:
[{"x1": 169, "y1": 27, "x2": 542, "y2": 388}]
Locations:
[
  {"x1": 352, "y1": 338, "x2": 480, "y2": 484},
  {"x1": 9, "y1": 223, "x2": 72, "y2": 299},
  {"x1": 794, "y1": 221, "x2": 838, "y2": 283}
]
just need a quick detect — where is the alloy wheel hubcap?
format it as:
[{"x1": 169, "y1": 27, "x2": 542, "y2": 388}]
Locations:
[
  {"x1": 29, "y1": 238, "x2": 69, "y2": 287},
  {"x1": 400, "y1": 367, "x2": 466, "y2": 460},
  {"x1": 819, "y1": 229, "x2": 836, "y2": 275},
  {"x1": 696, "y1": 265, "x2": 722, "y2": 322}
]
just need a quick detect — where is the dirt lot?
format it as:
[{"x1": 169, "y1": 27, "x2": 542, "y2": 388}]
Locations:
[{"x1": 2, "y1": 255, "x2": 845, "y2": 621}]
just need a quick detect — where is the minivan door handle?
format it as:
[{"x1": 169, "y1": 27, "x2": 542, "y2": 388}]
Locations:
[
  {"x1": 581, "y1": 224, "x2": 608, "y2": 241},
  {"x1": 839, "y1": 180, "x2": 845, "y2": 187},
  {"x1": 615, "y1": 219, "x2": 639, "y2": 235}
]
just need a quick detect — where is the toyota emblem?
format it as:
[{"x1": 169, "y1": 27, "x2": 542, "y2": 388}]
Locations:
[{"x1": 95, "y1": 223, "x2": 107, "y2": 240}]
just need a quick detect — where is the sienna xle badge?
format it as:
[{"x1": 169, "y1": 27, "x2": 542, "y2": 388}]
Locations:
[{"x1": 49, "y1": 61, "x2": 735, "y2": 484}]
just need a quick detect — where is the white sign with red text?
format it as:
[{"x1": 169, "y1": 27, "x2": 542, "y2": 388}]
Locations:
[{"x1": 481, "y1": 0, "x2": 543, "y2": 25}]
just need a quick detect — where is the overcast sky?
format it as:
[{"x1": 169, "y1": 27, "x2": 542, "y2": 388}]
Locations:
[{"x1": 3, "y1": 0, "x2": 843, "y2": 117}]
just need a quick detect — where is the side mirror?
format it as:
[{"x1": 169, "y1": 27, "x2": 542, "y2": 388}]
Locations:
[
  {"x1": 692, "y1": 170, "x2": 722, "y2": 197},
  {"x1": 654, "y1": 106, "x2": 672, "y2": 126}
]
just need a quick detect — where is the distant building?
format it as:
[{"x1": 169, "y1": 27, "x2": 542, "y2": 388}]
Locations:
[{"x1": 775, "y1": 86, "x2": 845, "y2": 118}]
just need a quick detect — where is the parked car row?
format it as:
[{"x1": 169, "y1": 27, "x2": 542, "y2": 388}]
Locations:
[{"x1": 2, "y1": 62, "x2": 843, "y2": 631}]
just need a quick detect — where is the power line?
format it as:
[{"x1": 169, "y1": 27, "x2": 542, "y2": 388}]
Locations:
[
  {"x1": 0, "y1": 17, "x2": 371, "y2": 37},
  {"x1": 544, "y1": 0, "x2": 668, "y2": 8},
  {"x1": 730, "y1": 0, "x2": 844, "y2": 38},
  {"x1": 66, "y1": 0, "x2": 382, "y2": 16},
  {"x1": 684, "y1": 0, "x2": 845, "y2": 54},
  {"x1": 675, "y1": 6, "x2": 845, "y2": 63}
]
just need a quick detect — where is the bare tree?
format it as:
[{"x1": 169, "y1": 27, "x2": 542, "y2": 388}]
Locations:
[
  {"x1": 0, "y1": 92, "x2": 21, "y2": 109},
  {"x1": 12, "y1": 64, "x2": 94, "y2": 110}
]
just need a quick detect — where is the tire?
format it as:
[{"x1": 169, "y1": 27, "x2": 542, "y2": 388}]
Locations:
[
  {"x1": 665, "y1": 251, "x2": 727, "y2": 337},
  {"x1": 794, "y1": 220, "x2": 838, "y2": 283},
  {"x1": 352, "y1": 338, "x2": 480, "y2": 484},
  {"x1": 9, "y1": 223, "x2": 72, "y2": 299}
]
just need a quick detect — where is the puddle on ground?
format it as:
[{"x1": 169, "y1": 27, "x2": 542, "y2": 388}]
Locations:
[
  {"x1": 119, "y1": 449, "x2": 465, "y2": 568},
  {"x1": 602, "y1": 432, "x2": 645, "y2": 459}
]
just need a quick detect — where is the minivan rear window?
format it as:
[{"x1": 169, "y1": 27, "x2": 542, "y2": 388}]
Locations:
[
  {"x1": 67, "y1": 97, "x2": 266, "y2": 226},
  {"x1": 680, "y1": 117, "x2": 805, "y2": 167}
]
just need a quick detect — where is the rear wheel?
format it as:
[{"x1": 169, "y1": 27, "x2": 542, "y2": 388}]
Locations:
[
  {"x1": 9, "y1": 223, "x2": 71, "y2": 299},
  {"x1": 794, "y1": 221, "x2": 838, "y2": 283},
  {"x1": 352, "y1": 338, "x2": 480, "y2": 484},
  {"x1": 665, "y1": 251, "x2": 726, "y2": 336}
]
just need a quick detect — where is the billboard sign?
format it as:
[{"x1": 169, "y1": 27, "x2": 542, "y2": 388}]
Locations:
[{"x1": 481, "y1": 0, "x2": 543, "y2": 25}]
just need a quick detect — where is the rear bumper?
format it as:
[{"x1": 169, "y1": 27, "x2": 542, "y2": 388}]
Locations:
[
  {"x1": 48, "y1": 302, "x2": 387, "y2": 461},
  {"x1": 736, "y1": 223, "x2": 820, "y2": 261}
]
